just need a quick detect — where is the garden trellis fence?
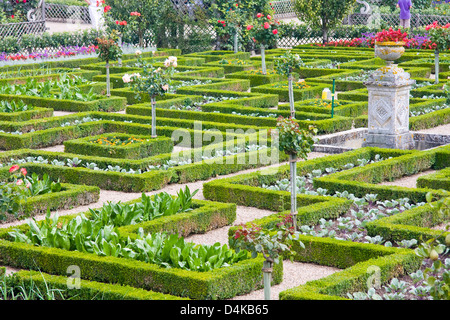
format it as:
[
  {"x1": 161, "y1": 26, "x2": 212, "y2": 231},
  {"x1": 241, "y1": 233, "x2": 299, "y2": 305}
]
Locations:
[
  {"x1": 44, "y1": 3, "x2": 91, "y2": 24},
  {"x1": 344, "y1": 12, "x2": 450, "y2": 31},
  {"x1": 0, "y1": 20, "x2": 46, "y2": 38}
]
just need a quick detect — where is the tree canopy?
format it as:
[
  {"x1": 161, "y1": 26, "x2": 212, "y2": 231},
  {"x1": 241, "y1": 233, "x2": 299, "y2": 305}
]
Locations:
[{"x1": 291, "y1": 0, "x2": 356, "y2": 43}]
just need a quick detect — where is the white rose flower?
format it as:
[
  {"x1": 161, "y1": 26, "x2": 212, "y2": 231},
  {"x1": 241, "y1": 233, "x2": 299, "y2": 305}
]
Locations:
[
  {"x1": 122, "y1": 74, "x2": 132, "y2": 83},
  {"x1": 135, "y1": 50, "x2": 142, "y2": 55}
]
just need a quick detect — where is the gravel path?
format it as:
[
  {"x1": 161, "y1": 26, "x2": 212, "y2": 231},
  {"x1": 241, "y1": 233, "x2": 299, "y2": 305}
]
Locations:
[{"x1": 379, "y1": 169, "x2": 437, "y2": 188}]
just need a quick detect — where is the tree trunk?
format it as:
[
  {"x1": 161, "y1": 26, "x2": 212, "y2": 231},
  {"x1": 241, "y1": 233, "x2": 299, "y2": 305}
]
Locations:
[
  {"x1": 435, "y1": 48, "x2": 439, "y2": 85},
  {"x1": 151, "y1": 96, "x2": 157, "y2": 137},
  {"x1": 106, "y1": 62, "x2": 110, "y2": 97},
  {"x1": 261, "y1": 44, "x2": 266, "y2": 75},
  {"x1": 118, "y1": 36, "x2": 122, "y2": 67},
  {"x1": 262, "y1": 260, "x2": 273, "y2": 300},
  {"x1": 322, "y1": 20, "x2": 328, "y2": 44},
  {"x1": 139, "y1": 28, "x2": 144, "y2": 48},
  {"x1": 289, "y1": 153, "x2": 297, "y2": 230},
  {"x1": 288, "y1": 73, "x2": 295, "y2": 119}
]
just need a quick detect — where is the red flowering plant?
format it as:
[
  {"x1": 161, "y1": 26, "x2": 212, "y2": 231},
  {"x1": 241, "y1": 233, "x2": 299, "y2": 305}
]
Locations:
[
  {"x1": 2, "y1": 0, "x2": 39, "y2": 23},
  {"x1": 425, "y1": 21, "x2": 450, "y2": 52},
  {"x1": 230, "y1": 214, "x2": 304, "y2": 265},
  {"x1": 128, "y1": 11, "x2": 146, "y2": 48},
  {"x1": 245, "y1": 12, "x2": 280, "y2": 74},
  {"x1": 246, "y1": 13, "x2": 280, "y2": 46},
  {"x1": 95, "y1": 30, "x2": 123, "y2": 96},
  {"x1": 374, "y1": 27, "x2": 409, "y2": 45}
]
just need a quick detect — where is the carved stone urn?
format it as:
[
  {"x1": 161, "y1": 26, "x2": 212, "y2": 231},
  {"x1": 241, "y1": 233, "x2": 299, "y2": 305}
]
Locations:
[{"x1": 375, "y1": 41, "x2": 406, "y2": 65}]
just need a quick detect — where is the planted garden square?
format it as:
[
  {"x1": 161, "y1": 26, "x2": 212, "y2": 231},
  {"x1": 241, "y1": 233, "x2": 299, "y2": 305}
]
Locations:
[{"x1": 64, "y1": 133, "x2": 174, "y2": 159}]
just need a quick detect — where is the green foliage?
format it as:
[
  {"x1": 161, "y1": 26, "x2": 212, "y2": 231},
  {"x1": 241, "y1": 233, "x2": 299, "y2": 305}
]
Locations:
[
  {"x1": 275, "y1": 116, "x2": 318, "y2": 158},
  {"x1": 126, "y1": 230, "x2": 248, "y2": 271},
  {"x1": 231, "y1": 214, "x2": 304, "y2": 264},
  {"x1": 414, "y1": 193, "x2": 449, "y2": 300},
  {"x1": 124, "y1": 55, "x2": 177, "y2": 99},
  {"x1": 0, "y1": 100, "x2": 30, "y2": 113},
  {"x1": 0, "y1": 73, "x2": 99, "y2": 102},
  {"x1": 95, "y1": 31, "x2": 123, "y2": 63},
  {"x1": 274, "y1": 50, "x2": 304, "y2": 76},
  {"x1": 88, "y1": 187, "x2": 198, "y2": 227},
  {"x1": 291, "y1": 0, "x2": 357, "y2": 42},
  {"x1": 8, "y1": 187, "x2": 248, "y2": 272}
]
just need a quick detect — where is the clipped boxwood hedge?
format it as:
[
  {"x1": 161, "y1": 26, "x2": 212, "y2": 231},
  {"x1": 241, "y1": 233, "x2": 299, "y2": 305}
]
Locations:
[
  {"x1": 11, "y1": 270, "x2": 188, "y2": 300},
  {"x1": 0, "y1": 183, "x2": 100, "y2": 224},
  {"x1": 64, "y1": 133, "x2": 174, "y2": 159}
]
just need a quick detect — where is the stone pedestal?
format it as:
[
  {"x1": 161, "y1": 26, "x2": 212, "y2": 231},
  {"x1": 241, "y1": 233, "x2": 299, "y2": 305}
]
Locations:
[{"x1": 362, "y1": 65, "x2": 416, "y2": 150}]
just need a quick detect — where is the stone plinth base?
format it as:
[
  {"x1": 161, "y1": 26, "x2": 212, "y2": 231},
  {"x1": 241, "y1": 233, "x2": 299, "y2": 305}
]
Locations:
[{"x1": 362, "y1": 132, "x2": 415, "y2": 150}]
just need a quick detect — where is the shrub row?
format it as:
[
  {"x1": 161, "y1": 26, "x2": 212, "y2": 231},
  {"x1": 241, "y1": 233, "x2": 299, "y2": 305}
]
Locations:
[
  {"x1": 64, "y1": 134, "x2": 174, "y2": 160},
  {"x1": 1, "y1": 183, "x2": 100, "y2": 224}
]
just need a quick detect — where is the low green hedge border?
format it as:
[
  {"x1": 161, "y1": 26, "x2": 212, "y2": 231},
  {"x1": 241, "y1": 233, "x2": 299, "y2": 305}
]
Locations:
[
  {"x1": 251, "y1": 82, "x2": 327, "y2": 102},
  {"x1": 0, "y1": 107, "x2": 53, "y2": 122},
  {"x1": 279, "y1": 246, "x2": 420, "y2": 300},
  {"x1": 0, "y1": 93, "x2": 127, "y2": 113},
  {"x1": 203, "y1": 147, "x2": 416, "y2": 210},
  {"x1": 63, "y1": 134, "x2": 174, "y2": 160},
  {"x1": 1, "y1": 183, "x2": 100, "y2": 224},
  {"x1": 416, "y1": 167, "x2": 450, "y2": 190},
  {"x1": 10, "y1": 270, "x2": 188, "y2": 300},
  {"x1": 0, "y1": 142, "x2": 285, "y2": 193},
  {"x1": 117, "y1": 198, "x2": 237, "y2": 238},
  {"x1": 365, "y1": 201, "x2": 450, "y2": 244}
]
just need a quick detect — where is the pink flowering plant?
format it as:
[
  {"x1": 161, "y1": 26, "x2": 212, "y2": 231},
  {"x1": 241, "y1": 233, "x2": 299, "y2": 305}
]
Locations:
[{"x1": 0, "y1": 165, "x2": 61, "y2": 221}]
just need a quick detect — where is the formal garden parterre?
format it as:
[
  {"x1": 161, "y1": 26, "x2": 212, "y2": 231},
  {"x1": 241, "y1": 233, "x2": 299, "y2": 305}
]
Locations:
[{"x1": 0, "y1": 18, "x2": 449, "y2": 302}]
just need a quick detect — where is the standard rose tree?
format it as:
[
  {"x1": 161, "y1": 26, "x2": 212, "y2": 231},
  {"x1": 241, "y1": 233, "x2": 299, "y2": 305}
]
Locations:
[
  {"x1": 95, "y1": 31, "x2": 123, "y2": 97},
  {"x1": 425, "y1": 21, "x2": 450, "y2": 84},
  {"x1": 123, "y1": 54, "x2": 177, "y2": 137},
  {"x1": 275, "y1": 116, "x2": 317, "y2": 230},
  {"x1": 231, "y1": 216, "x2": 304, "y2": 300},
  {"x1": 274, "y1": 50, "x2": 304, "y2": 118},
  {"x1": 245, "y1": 12, "x2": 280, "y2": 75}
]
